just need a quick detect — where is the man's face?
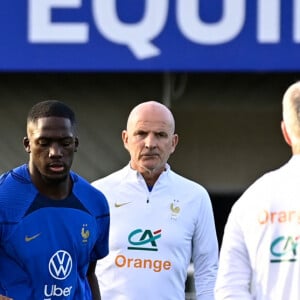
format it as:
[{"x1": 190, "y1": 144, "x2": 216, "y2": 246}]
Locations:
[
  {"x1": 122, "y1": 110, "x2": 178, "y2": 176},
  {"x1": 24, "y1": 116, "x2": 78, "y2": 183}
]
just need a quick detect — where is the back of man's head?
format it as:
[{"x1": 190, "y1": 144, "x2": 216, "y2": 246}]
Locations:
[{"x1": 282, "y1": 82, "x2": 300, "y2": 150}]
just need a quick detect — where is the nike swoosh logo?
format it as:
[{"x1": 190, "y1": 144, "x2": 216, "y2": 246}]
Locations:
[
  {"x1": 114, "y1": 201, "x2": 132, "y2": 208},
  {"x1": 25, "y1": 233, "x2": 41, "y2": 242}
]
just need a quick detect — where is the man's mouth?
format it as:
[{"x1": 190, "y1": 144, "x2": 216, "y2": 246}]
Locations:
[
  {"x1": 142, "y1": 152, "x2": 158, "y2": 157},
  {"x1": 48, "y1": 163, "x2": 64, "y2": 172}
]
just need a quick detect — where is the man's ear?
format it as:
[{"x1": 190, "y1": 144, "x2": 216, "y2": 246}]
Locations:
[
  {"x1": 74, "y1": 137, "x2": 79, "y2": 152},
  {"x1": 23, "y1": 137, "x2": 30, "y2": 153},
  {"x1": 171, "y1": 133, "x2": 179, "y2": 153},
  {"x1": 281, "y1": 121, "x2": 292, "y2": 146},
  {"x1": 122, "y1": 130, "x2": 128, "y2": 150}
]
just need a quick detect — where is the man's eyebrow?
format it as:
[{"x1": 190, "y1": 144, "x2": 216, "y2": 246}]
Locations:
[{"x1": 134, "y1": 129, "x2": 147, "y2": 134}]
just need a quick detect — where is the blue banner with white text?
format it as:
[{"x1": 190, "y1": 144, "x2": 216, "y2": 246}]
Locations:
[{"x1": 1, "y1": 0, "x2": 299, "y2": 71}]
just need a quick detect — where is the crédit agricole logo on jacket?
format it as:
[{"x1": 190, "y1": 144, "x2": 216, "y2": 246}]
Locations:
[
  {"x1": 114, "y1": 228, "x2": 172, "y2": 272},
  {"x1": 258, "y1": 209, "x2": 300, "y2": 263}
]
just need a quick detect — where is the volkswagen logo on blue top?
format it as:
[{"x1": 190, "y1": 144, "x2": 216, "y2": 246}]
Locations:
[{"x1": 49, "y1": 250, "x2": 72, "y2": 280}]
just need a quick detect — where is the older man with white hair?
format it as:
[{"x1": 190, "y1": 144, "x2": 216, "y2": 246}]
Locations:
[{"x1": 215, "y1": 81, "x2": 300, "y2": 299}]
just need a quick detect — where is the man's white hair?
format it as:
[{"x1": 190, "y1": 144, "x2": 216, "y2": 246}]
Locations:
[{"x1": 282, "y1": 81, "x2": 300, "y2": 147}]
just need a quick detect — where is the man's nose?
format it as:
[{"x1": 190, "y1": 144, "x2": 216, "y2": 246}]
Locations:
[
  {"x1": 49, "y1": 143, "x2": 63, "y2": 157},
  {"x1": 144, "y1": 134, "x2": 157, "y2": 149}
]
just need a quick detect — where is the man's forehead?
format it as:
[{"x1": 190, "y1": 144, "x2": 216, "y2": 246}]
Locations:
[
  {"x1": 30, "y1": 116, "x2": 71, "y2": 125},
  {"x1": 27, "y1": 117, "x2": 74, "y2": 136},
  {"x1": 134, "y1": 119, "x2": 171, "y2": 130}
]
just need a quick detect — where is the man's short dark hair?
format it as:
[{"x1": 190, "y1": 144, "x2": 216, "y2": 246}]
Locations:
[{"x1": 27, "y1": 100, "x2": 76, "y2": 127}]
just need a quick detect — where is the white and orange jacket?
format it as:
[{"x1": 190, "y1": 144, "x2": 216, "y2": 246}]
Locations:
[
  {"x1": 216, "y1": 155, "x2": 300, "y2": 299},
  {"x1": 93, "y1": 163, "x2": 218, "y2": 300}
]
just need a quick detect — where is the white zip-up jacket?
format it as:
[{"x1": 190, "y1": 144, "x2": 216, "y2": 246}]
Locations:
[
  {"x1": 215, "y1": 155, "x2": 300, "y2": 299},
  {"x1": 92, "y1": 164, "x2": 218, "y2": 300}
]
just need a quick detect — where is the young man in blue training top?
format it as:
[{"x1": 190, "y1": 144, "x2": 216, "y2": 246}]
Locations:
[{"x1": 0, "y1": 100, "x2": 110, "y2": 300}]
